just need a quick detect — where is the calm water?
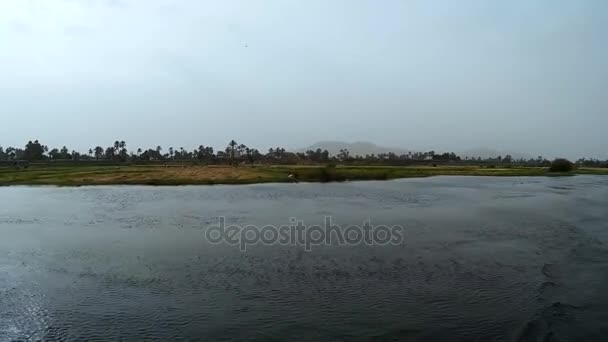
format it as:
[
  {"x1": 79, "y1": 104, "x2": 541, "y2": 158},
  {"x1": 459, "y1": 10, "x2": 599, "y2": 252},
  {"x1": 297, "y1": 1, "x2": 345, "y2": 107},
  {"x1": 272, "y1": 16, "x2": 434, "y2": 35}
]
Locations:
[{"x1": 1, "y1": 176, "x2": 608, "y2": 341}]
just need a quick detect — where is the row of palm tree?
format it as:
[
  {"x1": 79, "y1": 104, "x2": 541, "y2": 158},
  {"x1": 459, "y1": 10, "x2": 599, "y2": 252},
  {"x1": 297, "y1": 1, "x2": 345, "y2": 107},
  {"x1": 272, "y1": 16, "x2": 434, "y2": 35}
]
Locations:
[{"x1": 1, "y1": 139, "x2": 604, "y2": 167}]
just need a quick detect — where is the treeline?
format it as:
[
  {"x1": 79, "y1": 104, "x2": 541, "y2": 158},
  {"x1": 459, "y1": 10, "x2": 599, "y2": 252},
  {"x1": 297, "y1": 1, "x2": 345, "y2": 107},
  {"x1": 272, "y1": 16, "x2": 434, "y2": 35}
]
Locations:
[{"x1": 0, "y1": 140, "x2": 606, "y2": 168}]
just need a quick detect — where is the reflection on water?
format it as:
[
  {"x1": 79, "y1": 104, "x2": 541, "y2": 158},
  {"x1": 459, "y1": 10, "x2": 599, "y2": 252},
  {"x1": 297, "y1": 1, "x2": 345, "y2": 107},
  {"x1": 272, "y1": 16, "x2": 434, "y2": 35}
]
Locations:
[{"x1": 1, "y1": 176, "x2": 608, "y2": 341}]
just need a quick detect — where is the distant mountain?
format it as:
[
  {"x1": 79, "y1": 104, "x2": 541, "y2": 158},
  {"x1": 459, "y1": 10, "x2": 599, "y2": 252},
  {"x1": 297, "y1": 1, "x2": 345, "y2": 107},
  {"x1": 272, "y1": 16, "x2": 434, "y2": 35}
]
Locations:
[{"x1": 297, "y1": 141, "x2": 410, "y2": 157}]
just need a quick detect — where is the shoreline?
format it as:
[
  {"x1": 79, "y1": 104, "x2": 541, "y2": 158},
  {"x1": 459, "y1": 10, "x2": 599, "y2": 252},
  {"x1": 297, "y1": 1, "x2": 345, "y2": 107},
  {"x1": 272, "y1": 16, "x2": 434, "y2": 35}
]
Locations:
[{"x1": 1, "y1": 165, "x2": 607, "y2": 186}]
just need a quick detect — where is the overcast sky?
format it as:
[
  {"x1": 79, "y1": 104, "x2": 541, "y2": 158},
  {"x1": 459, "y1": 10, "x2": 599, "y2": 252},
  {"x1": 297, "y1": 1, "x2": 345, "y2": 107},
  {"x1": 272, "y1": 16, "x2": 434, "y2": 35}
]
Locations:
[{"x1": 1, "y1": 0, "x2": 606, "y2": 159}]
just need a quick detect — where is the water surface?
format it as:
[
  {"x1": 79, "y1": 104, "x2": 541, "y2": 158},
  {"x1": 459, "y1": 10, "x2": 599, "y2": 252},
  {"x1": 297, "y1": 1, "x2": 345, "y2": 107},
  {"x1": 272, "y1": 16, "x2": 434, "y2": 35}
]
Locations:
[{"x1": 1, "y1": 176, "x2": 608, "y2": 341}]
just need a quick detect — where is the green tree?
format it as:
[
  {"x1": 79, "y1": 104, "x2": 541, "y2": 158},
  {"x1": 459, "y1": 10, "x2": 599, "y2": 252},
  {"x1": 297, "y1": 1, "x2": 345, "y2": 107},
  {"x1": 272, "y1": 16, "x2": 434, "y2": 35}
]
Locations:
[
  {"x1": 94, "y1": 146, "x2": 104, "y2": 160},
  {"x1": 24, "y1": 140, "x2": 45, "y2": 160},
  {"x1": 48, "y1": 148, "x2": 60, "y2": 160},
  {"x1": 227, "y1": 140, "x2": 238, "y2": 166},
  {"x1": 245, "y1": 147, "x2": 259, "y2": 166},
  {"x1": 338, "y1": 148, "x2": 350, "y2": 162},
  {"x1": 549, "y1": 158, "x2": 574, "y2": 172},
  {"x1": 60, "y1": 146, "x2": 70, "y2": 159},
  {"x1": 6, "y1": 147, "x2": 16, "y2": 160}
]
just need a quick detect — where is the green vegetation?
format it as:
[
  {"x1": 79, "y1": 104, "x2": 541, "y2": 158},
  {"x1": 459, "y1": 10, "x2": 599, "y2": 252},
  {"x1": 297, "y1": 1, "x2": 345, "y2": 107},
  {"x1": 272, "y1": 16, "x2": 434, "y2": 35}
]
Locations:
[
  {"x1": 0, "y1": 139, "x2": 606, "y2": 185},
  {"x1": 1, "y1": 164, "x2": 607, "y2": 186},
  {"x1": 549, "y1": 158, "x2": 575, "y2": 173},
  {"x1": 3, "y1": 139, "x2": 607, "y2": 169}
]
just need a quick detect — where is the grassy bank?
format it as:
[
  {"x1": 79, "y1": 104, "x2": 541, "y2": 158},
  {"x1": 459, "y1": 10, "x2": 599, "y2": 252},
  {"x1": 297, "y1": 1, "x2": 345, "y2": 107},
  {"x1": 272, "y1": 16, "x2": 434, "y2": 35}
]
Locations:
[{"x1": 0, "y1": 164, "x2": 607, "y2": 186}]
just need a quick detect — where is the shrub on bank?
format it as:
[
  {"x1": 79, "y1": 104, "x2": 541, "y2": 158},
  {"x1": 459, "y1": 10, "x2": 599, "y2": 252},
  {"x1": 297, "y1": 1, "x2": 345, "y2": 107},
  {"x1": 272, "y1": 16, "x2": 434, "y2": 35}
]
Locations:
[{"x1": 549, "y1": 158, "x2": 574, "y2": 172}]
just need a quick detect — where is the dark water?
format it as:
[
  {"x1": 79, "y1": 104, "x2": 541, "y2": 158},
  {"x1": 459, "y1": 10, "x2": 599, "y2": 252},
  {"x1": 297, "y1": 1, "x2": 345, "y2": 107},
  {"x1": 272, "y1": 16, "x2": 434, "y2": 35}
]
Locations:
[{"x1": 1, "y1": 176, "x2": 608, "y2": 341}]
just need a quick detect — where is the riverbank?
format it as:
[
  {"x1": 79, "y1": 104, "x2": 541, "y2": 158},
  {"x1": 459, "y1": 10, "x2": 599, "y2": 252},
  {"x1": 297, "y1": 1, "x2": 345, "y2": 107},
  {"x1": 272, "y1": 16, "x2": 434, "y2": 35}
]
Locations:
[{"x1": 1, "y1": 164, "x2": 607, "y2": 186}]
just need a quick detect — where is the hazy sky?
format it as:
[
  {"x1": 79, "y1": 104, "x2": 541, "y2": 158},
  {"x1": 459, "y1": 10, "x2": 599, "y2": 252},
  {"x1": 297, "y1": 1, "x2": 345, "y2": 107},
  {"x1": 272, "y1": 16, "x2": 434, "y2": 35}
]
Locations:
[{"x1": 1, "y1": 0, "x2": 606, "y2": 159}]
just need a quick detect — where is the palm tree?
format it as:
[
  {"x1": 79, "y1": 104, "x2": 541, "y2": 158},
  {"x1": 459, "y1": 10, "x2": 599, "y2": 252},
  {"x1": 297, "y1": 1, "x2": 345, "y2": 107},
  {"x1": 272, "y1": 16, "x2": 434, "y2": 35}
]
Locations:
[
  {"x1": 237, "y1": 144, "x2": 247, "y2": 163},
  {"x1": 94, "y1": 146, "x2": 104, "y2": 160},
  {"x1": 197, "y1": 145, "x2": 205, "y2": 161},
  {"x1": 245, "y1": 147, "x2": 258, "y2": 166},
  {"x1": 228, "y1": 140, "x2": 238, "y2": 166},
  {"x1": 155, "y1": 146, "x2": 162, "y2": 160}
]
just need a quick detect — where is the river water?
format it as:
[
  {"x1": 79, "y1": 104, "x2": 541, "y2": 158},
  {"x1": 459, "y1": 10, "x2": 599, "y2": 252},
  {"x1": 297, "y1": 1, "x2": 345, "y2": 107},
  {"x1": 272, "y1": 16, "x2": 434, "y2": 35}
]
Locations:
[{"x1": 1, "y1": 176, "x2": 608, "y2": 341}]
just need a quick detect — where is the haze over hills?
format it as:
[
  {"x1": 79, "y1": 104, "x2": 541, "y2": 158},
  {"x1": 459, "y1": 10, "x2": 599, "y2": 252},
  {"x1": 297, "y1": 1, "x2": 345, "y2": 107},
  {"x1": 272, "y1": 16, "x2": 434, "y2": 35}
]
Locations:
[
  {"x1": 298, "y1": 141, "x2": 531, "y2": 160},
  {"x1": 298, "y1": 141, "x2": 411, "y2": 157},
  {"x1": 457, "y1": 148, "x2": 532, "y2": 160}
]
